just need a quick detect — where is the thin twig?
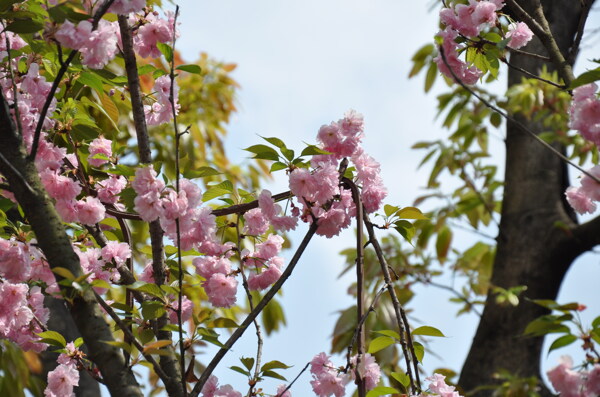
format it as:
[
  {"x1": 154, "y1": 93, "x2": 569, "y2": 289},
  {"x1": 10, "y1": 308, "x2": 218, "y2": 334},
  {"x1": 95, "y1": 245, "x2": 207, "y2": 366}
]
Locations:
[
  {"x1": 438, "y1": 47, "x2": 600, "y2": 184},
  {"x1": 364, "y1": 214, "x2": 421, "y2": 394},
  {"x1": 189, "y1": 222, "x2": 319, "y2": 397},
  {"x1": 568, "y1": 0, "x2": 594, "y2": 65},
  {"x1": 236, "y1": 216, "x2": 264, "y2": 397},
  {"x1": 167, "y1": 7, "x2": 187, "y2": 396},
  {"x1": 29, "y1": 0, "x2": 116, "y2": 160},
  {"x1": 341, "y1": 177, "x2": 367, "y2": 396},
  {"x1": 501, "y1": 57, "x2": 565, "y2": 88},
  {"x1": 275, "y1": 362, "x2": 311, "y2": 397},
  {"x1": 1, "y1": 22, "x2": 23, "y2": 138},
  {"x1": 105, "y1": 190, "x2": 295, "y2": 221},
  {"x1": 0, "y1": 151, "x2": 35, "y2": 193},
  {"x1": 93, "y1": 290, "x2": 170, "y2": 382},
  {"x1": 345, "y1": 284, "x2": 388, "y2": 371}
]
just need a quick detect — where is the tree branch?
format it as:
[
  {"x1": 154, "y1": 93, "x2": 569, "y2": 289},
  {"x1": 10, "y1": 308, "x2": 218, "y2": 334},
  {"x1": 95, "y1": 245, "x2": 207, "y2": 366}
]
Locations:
[
  {"x1": 189, "y1": 222, "x2": 319, "y2": 397},
  {"x1": 118, "y1": 14, "x2": 182, "y2": 397}
]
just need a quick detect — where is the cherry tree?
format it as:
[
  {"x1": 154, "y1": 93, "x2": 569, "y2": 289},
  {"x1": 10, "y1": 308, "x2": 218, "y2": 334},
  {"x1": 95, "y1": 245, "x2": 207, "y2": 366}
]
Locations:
[{"x1": 0, "y1": 1, "x2": 598, "y2": 397}]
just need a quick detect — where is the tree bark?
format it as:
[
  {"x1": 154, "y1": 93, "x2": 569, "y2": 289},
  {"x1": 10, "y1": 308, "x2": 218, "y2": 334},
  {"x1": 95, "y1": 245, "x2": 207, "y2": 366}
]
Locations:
[{"x1": 458, "y1": 1, "x2": 586, "y2": 395}]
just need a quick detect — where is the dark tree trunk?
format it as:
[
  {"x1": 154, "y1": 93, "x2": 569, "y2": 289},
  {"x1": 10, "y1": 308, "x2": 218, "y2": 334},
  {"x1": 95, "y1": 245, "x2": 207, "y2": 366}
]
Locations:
[{"x1": 458, "y1": 1, "x2": 586, "y2": 395}]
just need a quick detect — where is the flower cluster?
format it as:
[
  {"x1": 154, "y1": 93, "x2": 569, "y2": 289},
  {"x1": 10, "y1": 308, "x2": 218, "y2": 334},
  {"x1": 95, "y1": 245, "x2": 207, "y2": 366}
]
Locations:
[
  {"x1": 145, "y1": 75, "x2": 180, "y2": 126},
  {"x1": 289, "y1": 110, "x2": 386, "y2": 237},
  {"x1": 44, "y1": 362, "x2": 79, "y2": 397},
  {"x1": 55, "y1": 7, "x2": 176, "y2": 70},
  {"x1": 309, "y1": 352, "x2": 380, "y2": 397},
  {"x1": 435, "y1": 0, "x2": 533, "y2": 84},
  {"x1": 569, "y1": 83, "x2": 600, "y2": 147},
  {"x1": 547, "y1": 356, "x2": 600, "y2": 397},
  {"x1": 565, "y1": 165, "x2": 600, "y2": 215}
]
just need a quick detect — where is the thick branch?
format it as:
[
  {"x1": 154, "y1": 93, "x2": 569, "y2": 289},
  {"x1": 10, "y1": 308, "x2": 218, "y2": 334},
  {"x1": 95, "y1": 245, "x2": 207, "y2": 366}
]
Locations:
[{"x1": 0, "y1": 89, "x2": 142, "y2": 396}]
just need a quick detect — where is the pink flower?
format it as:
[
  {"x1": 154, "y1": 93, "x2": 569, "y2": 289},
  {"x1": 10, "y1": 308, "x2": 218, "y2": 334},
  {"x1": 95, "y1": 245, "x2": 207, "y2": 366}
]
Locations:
[
  {"x1": 132, "y1": 166, "x2": 165, "y2": 195},
  {"x1": 55, "y1": 199, "x2": 79, "y2": 223},
  {"x1": 310, "y1": 371, "x2": 347, "y2": 397},
  {"x1": 243, "y1": 208, "x2": 269, "y2": 235},
  {"x1": 570, "y1": 83, "x2": 600, "y2": 146},
  {"x1": 109, "y1": 0, "x2": 146, "y2": 14},
  {"x1": 310, "y1": 352, "x2": 334, "y2": 378},
  {"x1": 565, "y1": 186, "x2": 596, "y2": 215},
  {"x1": 275, "y1": 384, "x2": 292, "y2": 397},
  {"x1": 134, "y1": 12, "x2": 176, "y2": 58},
  {"x1": 40, "y1": 170, "x2": 81, "y2": 201},
  {"x1": 258, "y1": 189, "x2": 298, "y2": 232},
  {"x1": 101, "y1": 241, "x2": 131, "y2": 266},
  {"x1": 168, "y1": 295, "x2": 193, "y2": 324},
  {"x1": 201, "y1": 375, "x2": 219, "y2": 397},
  {"x1": 256, "y1": 234, "x2": 284, "y2": 260},
  {"x1": 88, "y1": 136, "x2": 112, "y2": 167},
  {"x1": 44, "y1": 363, "x2": 79, "y2": 397},
  {"x1": 312, "y1": 162, "x2": 340, "y2": 205},
  {"x1": 506, "y1": 22, "x2": 533, "y2": 49},
  {"x1": 0, "y1": 237, "x2": 31, "y2": 283},
  {"x1": 204, "y1": 273, "x2": 238, "y2": 308},
  {"x1": 138, "y1": 262, "x2": 155, "y2": 283},
  {"x1": 350, "y1": 354, "x2": 381, "y2": 391},
  {"x1": 547, "y1": 356, "x2": 585, "y2": 397},
  {"x1": 76, "y1": 196, "x2": 106, "y2": 225},
  {"x1": 194, "y1": 256, "x2": 231, "y2": 280},
  {"x1": 97, "y1": 175, "x2": 127, "y2": 204},
  {"x1": 247, "y1": 262, "x2": 282, "y2": 290},
  {"x1": 434, "y1": 28, "x2": 482, "y2": 85},
  {"x1": 587, "y1": 365, "x2": 600, "y2": 394},
  {"x1": 289, "y1": 168, "x2": 317, "y2": 201},
  {"x1": 426, "y1": 373, "x2": 462, "y2": 397},
  {"x1": 361, "y1": 183, "x2": 387, "y2": 214}
]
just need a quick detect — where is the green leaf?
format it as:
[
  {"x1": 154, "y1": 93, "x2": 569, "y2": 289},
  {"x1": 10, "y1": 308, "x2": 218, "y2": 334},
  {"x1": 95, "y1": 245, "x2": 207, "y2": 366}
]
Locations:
[
  {"x1": 435, "y1": 226, "x2": 452, "y2": 263},
  {"x1": 244, "y1": 144, "x2": 280, "y2": 161},
  {"x1": 368, "y1": 336, "x2": 395, "y2": 354},
  {"x1": 383, "y1": 205, "x2": 399, "y2": 217},
  {"x1": 36, "y1": 331, "x2": 66, "y2": 348},
  {"x1": 176, "y1": 64, "x2": 202, "y2": 74},
  {"x1": 571, "y1": 68, "x2": 600, "y2": 89},
  {"x1": 141, "y1": 301, "x2": 166, "y2": 321},
  {"x1": 183, "y1": 166, "x2": 221, "y2": 179},
  {"x1": 78, "y1": 71, "x2": 104, "y2": 94},
  {"x1": 412, "y1": 341, "x2": 425, "y2": 362},
  {"x1": 128, "y1": 282, "x2": 164, "y2": 299},
  {"x1": 229, "y1": 366, "x2": 251, "y2": 377},
  {"x1": 261, "y1": 136, "x2": 287, "y2": 148},
  {"x1": 74, "y1": 337, "x2": 84, "y2": 348},
  {"x1": 548, "y1": 334, "x2": 577, "y2": 354},
  {"x1": 262, "y1": 370, "x2": 287, "y2": 381},
  {"x1": 366, "y1": 386, "x2": 399, "y2": 397},
  {"x1": 396, "y1": 206, "x2": 428, "y2": 220},
  {"x1": 301, "y1": 145, "x2": 330, "y2": 156},
  {"x1": 202, "y1": 180, "x2": 234, "y2": 201},
  {"x1": 374, "y1": 330, "x2": 400, "y2": 339},
  {"x1": 207, "y1": 318, "x2": 239, "y2": 328},
  {"x1": 241, "y1": 357, "x2": 255, "y2": 371},
  {"x1": 270, "y1": 162, "x2": 288, "y2": 172},
  {"x1": 137, "y1": 64, "x2": 156, "y2": 76},
  {"x1": 52, "y1": 267, "x2": 76, "y2": 280},
  {"x1": 412, "y1": 325, "x2": 445, "y2": 337},
  {"x1": 6, "y1": 18, "x2": 44, "y2": 33},
  {"x1": 592, "y1": 315, "x2": 600, "y2": 329},
  {"x1": 424, "y1": 62, "x2": 438, "y2": 93},
  {"x1": 394, "y1": 220, "x2": 415, "y2": 245},
  {"x1": 157, "y1": 43, "x2": 173, "y2": 63},
  {"x1": 261, "y1": 360, "x2": 291, "y2": 372},
  {"x1": 391, "y1": 371, "x2": 410, "y2": 387},
  {"x1": 523, "y1": 317, "x2": 570, "y2": 336}
]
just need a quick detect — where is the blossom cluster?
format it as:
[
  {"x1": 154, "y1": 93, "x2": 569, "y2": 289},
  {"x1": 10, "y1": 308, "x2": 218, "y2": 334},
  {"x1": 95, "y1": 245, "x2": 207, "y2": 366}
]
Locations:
[
  {"x1": 44, "y1": 342, "x2": 82, "y2": 397},
  {"x1": 547, "y1": 356, "x2": 600, "y2": 397},
  {"x1": 289, "y1": 110, "x2": 387, "y2": 237},
  {"x1": 201, "y1": 375, "x2": 290, "y2": 397},
  {"x1": 309, "y1": 352, "x2": 381, "y2": 397},
  {"x1": 565, "y1": 84, "x2": 600, "y2": 214},
  {"x1": 434, "y1": 0, "x2": 533, "y2": 85}
]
